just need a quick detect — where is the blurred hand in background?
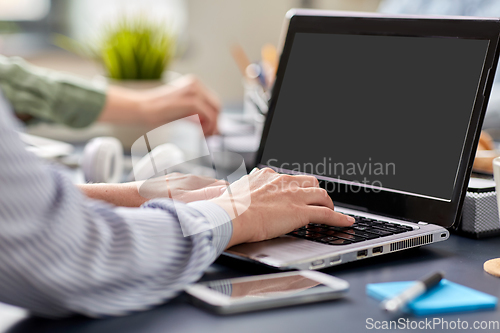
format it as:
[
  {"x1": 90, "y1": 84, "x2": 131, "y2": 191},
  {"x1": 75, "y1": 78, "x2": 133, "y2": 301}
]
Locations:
[{"x1": 100, "y1": 74, "x2": 221, "y2": 136}]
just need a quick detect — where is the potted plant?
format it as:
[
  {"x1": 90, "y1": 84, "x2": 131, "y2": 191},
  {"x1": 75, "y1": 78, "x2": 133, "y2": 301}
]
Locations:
[
  {"x1": 55, "y1": 15, "x2": 178, "y2": 147},
  {"x1": 56, "y1": 15, "x2": 177, "y2": 88},
  {"x1": 97, "y1": 15, "x2": 177, "y2": 89}
]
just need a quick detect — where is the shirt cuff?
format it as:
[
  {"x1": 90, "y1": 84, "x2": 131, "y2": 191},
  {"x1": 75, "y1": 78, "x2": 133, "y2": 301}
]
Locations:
[
  {"x1": 51, "y1": 75, "x2": 107, "y2": 128},
  {"x1": 187, "y1": 201, "x2": 233, "y2": 256}
]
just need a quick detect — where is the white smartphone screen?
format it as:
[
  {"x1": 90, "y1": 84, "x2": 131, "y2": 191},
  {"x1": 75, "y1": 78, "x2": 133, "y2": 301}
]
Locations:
[
  {"x1": 204, "y1": 274, "x2": 332, "y2": 301},
  {"x1": 186, "y1": 271, "x2": 349, "y2": 314}
]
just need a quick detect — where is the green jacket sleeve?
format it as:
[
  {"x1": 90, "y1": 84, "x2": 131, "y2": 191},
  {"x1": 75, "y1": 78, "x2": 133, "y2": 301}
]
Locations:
[{"x1": 0, "y1": 55, "x2": 107, "y2": 128}]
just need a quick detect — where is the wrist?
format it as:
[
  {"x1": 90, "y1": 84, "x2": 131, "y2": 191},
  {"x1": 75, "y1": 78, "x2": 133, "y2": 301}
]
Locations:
[
  {"x1": 100, "y1": 86, "x2": 146, "y2": 126},
  {"x1": 209, "y1": 197, "x2": 252, "y2": 249},
  {"x1": 124, "y1": 181, "x2": 150, "y2": 207},
  {"x1": 134, "y1": 93, "x2": 154, "y2": 127}
]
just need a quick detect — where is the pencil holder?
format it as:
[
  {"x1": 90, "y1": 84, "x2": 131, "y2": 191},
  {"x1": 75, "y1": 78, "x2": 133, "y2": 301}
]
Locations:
[
  {"x1": 458, "y1": 180, "x2": 500, "y2": 238},
  {"x1": 243, "y1": 79, "x2": 269, "y2": 138}
]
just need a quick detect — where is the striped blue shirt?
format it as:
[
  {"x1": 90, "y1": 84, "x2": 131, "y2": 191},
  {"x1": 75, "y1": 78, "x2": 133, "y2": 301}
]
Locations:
[{"x1": 0, "y1": 91, "x2": 233, "y2": 318}]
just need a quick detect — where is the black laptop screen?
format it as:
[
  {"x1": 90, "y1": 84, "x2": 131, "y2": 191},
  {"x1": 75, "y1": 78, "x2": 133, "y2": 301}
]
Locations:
[{"x1": 259, "y1": 32, "x2": 489, "y2": 201}]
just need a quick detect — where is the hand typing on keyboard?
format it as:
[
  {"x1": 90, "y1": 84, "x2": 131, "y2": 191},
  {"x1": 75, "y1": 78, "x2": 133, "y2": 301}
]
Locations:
[{"x1": 210, "y1": 168, "x2": 355, "y2": 249}]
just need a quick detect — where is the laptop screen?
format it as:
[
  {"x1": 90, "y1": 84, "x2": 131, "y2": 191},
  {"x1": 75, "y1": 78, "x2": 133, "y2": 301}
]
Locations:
[{"x1": 259, "y1": 32, "x2": 489, "y2": 201}]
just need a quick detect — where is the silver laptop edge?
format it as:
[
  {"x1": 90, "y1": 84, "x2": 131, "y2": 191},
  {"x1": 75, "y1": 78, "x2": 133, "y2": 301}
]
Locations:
[{"x1": 226, "y1": 208, "x2": 449, "y2": 271}]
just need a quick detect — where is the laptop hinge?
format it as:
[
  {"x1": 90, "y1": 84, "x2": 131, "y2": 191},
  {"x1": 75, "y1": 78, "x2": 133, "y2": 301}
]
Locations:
[
  {"x1": 334, "y1": 202, "x2": 420, "y2": 224},
  {"x1": 334, "y1": 202, "x2": 368, "y2": 213}
]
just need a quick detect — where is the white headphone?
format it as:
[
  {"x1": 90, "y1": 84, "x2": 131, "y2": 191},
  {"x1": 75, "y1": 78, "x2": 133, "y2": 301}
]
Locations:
[
  {"x1": 81, "y1": 137, "x2": 124, "y2": 183},
  {"x1": 21, "y1": 133, "x2": 211, "y2": 184}
]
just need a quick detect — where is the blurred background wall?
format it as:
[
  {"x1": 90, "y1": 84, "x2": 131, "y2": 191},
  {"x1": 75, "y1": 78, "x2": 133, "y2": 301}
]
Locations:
[
  {"x1": 172, "y1": 0, "x2": 381, "y2": 105},
  {"x1": 0, "y1": 0, "x2": 381, "y2": 106}
]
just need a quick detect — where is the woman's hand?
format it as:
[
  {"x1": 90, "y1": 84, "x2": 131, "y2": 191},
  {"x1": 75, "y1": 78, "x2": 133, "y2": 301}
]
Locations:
[
  {"x1": 210, "y1": 168, "x2": 355, "y2": 249},
  {"x1": 98, "y1": 75, "x2": 221, "y2": 136}
]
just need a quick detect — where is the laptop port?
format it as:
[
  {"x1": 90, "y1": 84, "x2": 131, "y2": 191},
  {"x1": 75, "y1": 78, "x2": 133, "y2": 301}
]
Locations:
[
  {"x1": 311, "y1": 259, "x2": 324, "y2": 267},
  {"x1": 357, "y1": 250, "x2": 368, "y2": 258},
  {"x1": 372, "y1": 246, "x2": 383, "y2": 255},
  {"x1": 330, "y1": 256, "x2": 341, "y2": 265}
]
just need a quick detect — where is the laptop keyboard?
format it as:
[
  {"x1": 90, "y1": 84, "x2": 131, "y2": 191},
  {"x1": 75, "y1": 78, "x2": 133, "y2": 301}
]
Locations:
[{"x1": 287, "y1": 215, "x2": 414, "y2": 245}]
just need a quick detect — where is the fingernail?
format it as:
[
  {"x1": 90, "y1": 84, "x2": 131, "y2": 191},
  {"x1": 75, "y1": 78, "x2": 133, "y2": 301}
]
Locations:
[
  {"x1": 346, "y1": 216, "x2": 355, "y2": 224},
  {"x1": 250, "y1": 167, "x2": 259, "y2": 174}
]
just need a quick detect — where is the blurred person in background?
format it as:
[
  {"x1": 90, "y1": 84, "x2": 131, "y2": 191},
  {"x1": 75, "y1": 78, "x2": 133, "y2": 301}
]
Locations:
[
  {"x1": 0, "y1": 54, "x2": 225, "y2": 204},
  {"x1": 0, "y1": 55, "x2": 221, "y2": 135}
]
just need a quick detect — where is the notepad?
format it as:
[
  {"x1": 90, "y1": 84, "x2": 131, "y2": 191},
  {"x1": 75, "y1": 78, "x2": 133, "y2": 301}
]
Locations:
[{"x1": 366, "y1": 279, "x2": 497, "y2": 316}]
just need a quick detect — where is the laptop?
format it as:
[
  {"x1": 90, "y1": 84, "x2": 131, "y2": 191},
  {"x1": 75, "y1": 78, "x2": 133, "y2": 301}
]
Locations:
[{"x1": 225, "y1": 9, "x2": 500, "y2": 270}]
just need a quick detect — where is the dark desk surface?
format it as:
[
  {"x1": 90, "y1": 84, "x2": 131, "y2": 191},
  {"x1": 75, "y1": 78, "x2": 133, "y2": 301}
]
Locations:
[{"x1": 3, "y1": 234, "x2": 500, "y2": 333}]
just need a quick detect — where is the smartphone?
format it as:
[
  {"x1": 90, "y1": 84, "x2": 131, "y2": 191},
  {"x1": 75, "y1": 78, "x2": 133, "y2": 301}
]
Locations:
[{"x1": 185, "y1": 271, "x2": 349, "y2": 314}]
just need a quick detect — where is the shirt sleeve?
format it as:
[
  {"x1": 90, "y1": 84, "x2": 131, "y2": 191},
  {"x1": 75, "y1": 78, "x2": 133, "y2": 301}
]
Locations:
[
  {"x1": 0, "y1": 91, "x2": 233, "y2": 318},
  {"x1": 0, "y1": 55, "x2": 107, "y2": 128}
]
